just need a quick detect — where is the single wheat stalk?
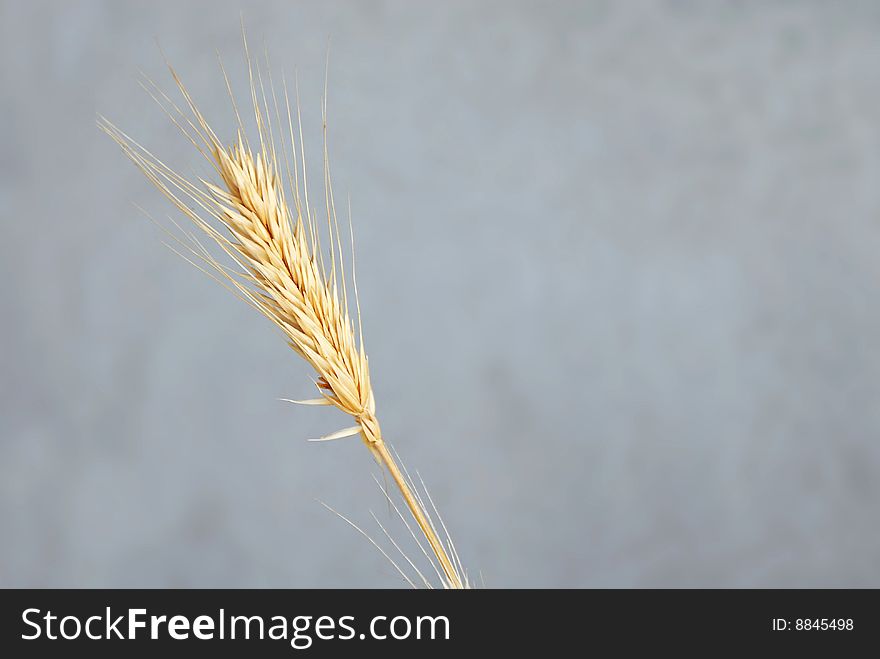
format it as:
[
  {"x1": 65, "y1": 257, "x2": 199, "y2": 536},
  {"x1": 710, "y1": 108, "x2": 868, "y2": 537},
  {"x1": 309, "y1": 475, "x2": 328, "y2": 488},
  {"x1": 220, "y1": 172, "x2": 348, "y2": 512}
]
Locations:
[{"x1": 100, "y1": 44, "x2": 466, "y2": 589}]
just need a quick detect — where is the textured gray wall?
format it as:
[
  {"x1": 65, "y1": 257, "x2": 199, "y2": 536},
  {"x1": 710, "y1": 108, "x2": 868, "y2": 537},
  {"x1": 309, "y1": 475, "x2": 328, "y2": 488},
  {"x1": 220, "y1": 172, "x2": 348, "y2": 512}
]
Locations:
[{"x1": 2, "y1": 0, "x2": 880, "y2": 587}]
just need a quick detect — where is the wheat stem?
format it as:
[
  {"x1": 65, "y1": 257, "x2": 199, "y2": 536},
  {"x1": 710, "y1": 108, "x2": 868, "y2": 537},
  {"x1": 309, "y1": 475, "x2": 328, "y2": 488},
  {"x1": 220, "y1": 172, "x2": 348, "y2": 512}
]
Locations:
[{"x1": 369, "y1": 436, "x2": 462, "y2": 589}]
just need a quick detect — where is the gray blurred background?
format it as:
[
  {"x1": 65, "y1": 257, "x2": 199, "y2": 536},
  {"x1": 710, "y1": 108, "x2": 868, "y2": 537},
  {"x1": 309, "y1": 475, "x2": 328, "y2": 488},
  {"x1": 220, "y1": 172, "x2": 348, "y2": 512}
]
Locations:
[{"x1": 2, "y1": 0, "x2": 880, "y2": 587}]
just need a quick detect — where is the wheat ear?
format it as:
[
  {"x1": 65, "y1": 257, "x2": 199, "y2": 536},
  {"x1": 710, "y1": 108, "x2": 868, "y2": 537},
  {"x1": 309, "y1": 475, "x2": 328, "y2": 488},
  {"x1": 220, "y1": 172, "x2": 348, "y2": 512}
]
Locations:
[{"x1": 99, "y1": 49, "x2": 466, "y2": 589}]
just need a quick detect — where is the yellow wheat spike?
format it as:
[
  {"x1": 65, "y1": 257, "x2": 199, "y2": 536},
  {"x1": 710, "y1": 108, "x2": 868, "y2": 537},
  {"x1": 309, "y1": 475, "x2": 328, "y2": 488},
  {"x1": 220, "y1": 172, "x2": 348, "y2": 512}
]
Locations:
[{"x1": 99, "y1": 41, "x2": 466, "y2": 589}]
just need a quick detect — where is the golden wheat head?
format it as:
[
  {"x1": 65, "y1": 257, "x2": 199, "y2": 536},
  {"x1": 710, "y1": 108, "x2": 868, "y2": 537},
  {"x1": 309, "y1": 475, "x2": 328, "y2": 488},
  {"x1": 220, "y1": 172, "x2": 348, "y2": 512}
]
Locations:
[{"x1": 99, "y1": 43, "x2": 466, "y2": 589}]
